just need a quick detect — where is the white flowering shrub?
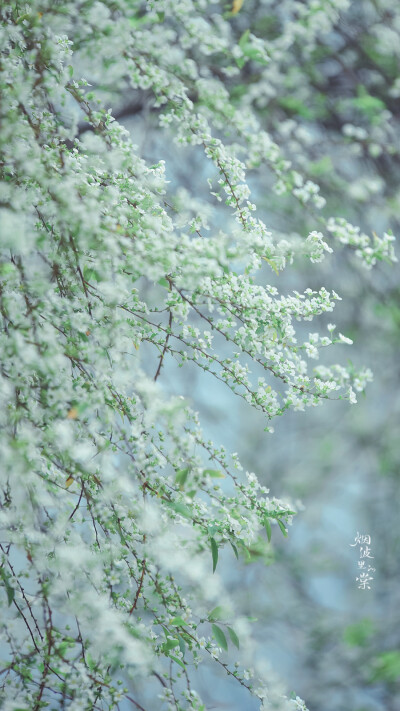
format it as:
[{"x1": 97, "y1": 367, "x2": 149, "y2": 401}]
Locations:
[{"x1": 0, "y1": 1, "x2": 397, "y2": 710}]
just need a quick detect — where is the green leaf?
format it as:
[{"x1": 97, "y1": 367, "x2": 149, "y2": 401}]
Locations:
[
  {"x1": 343, "y1": 618, "x2": 374, "y2": 647},
  {"x1": 352, "y1": 85, "x2": 385, "y2": 120},
  {"x1": 163, "y1": 639, "x2": 179, "y2": 652},
  {"x1": 16, "y1": 13, "x2": 30, "y2": 24},
  {"x1": 177, "y1": 634, "x2": 186, "y2": 656},
  {"x1": 264, "y1": 517, "x2": 272, "y2": 543},
  {"x1": 239, "y1": 30, "x2": 250, "y2": 50},
  {"x1": 170, "y1": 654, "x2": 185, "y2": 669},
  {"x1": 0, "y1": 263, "x2": 14, "y2": 275},
  {"x1": 369, "y1": 651, "x2": 400, "y2": 683},
  {"x1": 169, "y1": 616, "x2": 186, "y2": 627},
  {"x1": 208, "y1": 605, "x2": 226, "y2": 621},
  {"x1": 278, "y1": 96, "x2": 313, "y2": 119},
  {"x1": 175, "y1": 467, "x2": 189, "y2": 488},
  {"x1": 277, "y1": 519, "x2": 288, "y2": 537},
  {"x1": 243, "y1": 47, "x2": 269, "y2": 66},
  {"x1": 203, "y1": 469, "x2": 225, "y2": 479},
  {"x1": 210, "y1": 537, "x2": 218, "y2": 573},
  {"x1": 237, "y1": 30, "x2": 269, "y2": 68},
  {"x1": 227, "y1": 627, "x2": 240, "y2": 649},
  {"x1": 308, "y1": 156, "x2": 333, "y2": 177},
  {"x1": 129, "y1": 14, "x2": 152, "y2": 28},
  {"x1": 261, "y1": 255, "x2": 279, "y2": 276},
  {"x1": 85, "y1": 652, "x2": 97, "y2": 671},
  {"x1": 165, "y1": 501, "x2": 192, "y2": 519},
  {"x1": 211, "y1": 624, "x2": 228, "y2": 651},
  {"x1": 82, "y1": 266, "x2": 100, "y2": 282},
  {"x1": 230, "y1": 541, "x2": 239, "y2": 559},
  {"x1": 158, "y1": 277, "x2": 169, "y2": 288},
  {"x1": 56, "y1": 641, "x2": 70, "y2": 658},
  {"x1": 0, "y1": 566, "x2": 14, "y2": 606}
]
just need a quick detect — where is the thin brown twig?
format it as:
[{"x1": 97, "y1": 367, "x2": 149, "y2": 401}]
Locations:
[
  {"x1": 68, "y1": 484, "x2": 84, "y2": 521},
  {"x1": 154, "y1": 309, "x2": 173, "y2": 381},
  {"x1": 129, "y1": 557, "x2": 146, "y2": 614}
]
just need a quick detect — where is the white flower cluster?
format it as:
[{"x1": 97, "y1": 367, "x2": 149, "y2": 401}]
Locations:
[
  {"x1": 293, "y1": 179, "x2": 326, "y2": 210},
  {"x1": 0, "y1": 0, "x2": 395, "y2": 709},
  {"x1": 305, "y1": 230, "x2": 334, "y2": 263},
  {"x1": 326, "y1": 218, "x2": 397, "y2": 268}
]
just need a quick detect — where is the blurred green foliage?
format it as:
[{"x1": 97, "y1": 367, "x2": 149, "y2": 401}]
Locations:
[
  {"x1": 369, "y1": 651, "x2": 400, "y2": 683},
  {"x1": 343, "y1": 618, "x2": 375, "y2": 647}
]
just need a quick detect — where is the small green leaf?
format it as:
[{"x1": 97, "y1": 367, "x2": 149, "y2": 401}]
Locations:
[
  {"x1": 0, "y1": 263, "x2": 14, "y2": 275},
  {"x1": 243, "y1": 47, "x2": 269, "y2": 66},
  {"x1": 227, "y1": 627, "x2": 240, "y2": 649},
  {"x1": 86, "y1": 652, "x2": 97, "y2": 671},
  {"x1": 170, "y1": 654, "x2": 185, "y2": 669},
  {"x1": 210, "y1": 537, "x2": 218, "y2": 573},
  {"x1": 208, "y1": 605, "x2": 226, "y2": 622},
  {"x1": 239, "y1": 29, "x2": 250, "y2": 50},
  {"x1": 264, "y1": 517, "x2": 272, "y2": 543},
  {"x1": 369, "y1": 651, "x2": 400, "y2": 683},
  {"x1": 82, "y1": 266, "x2": 100, "y2": 282},
  {"x1": 203, "y1": 469, "x2": 225, "y2": 479},
  {"x1": 343, "y1": 618, "x2": 374, "y2": 647},
  {"x1": 158, "y1": 277, "x2": 169, "y2": 288},
  {"x1": 16, "y1": 13, "x2": 30, "y2": 24},
  {"x1": 175, "y1": 467, "x2": 189, "y2": 488},
  {"x1": 56, "y1": 641, "x2": 70, "y2": 658},
  {"x1": 177, "y1": 634, "x2": 186, "y2": 656},
  {"x1": 237, "y1": 30, "x2": 269, "y2": 68},
  {"x1": 170, "y1": 616, "x2": 186, "y2": 627},
  {"x1": 262, "y1": 256, "x2": 279, "y2": 276},
  {"x1": 163, "y1": 639, "x2": 179, "y2": 652},
  {"x1": 0, "y1": 566, "x2": 14, "y2": 606},
  {"x1": 165, "y1": 501, "x2": 192, "y2": 519},
  {"x1": 352, "y1": 85, "x2": 385, "y2": 120},
  {"x1": 277, "y1": 519, "x2": 288, "y2": 537},
  {"x1": 211, "y1": 624, "x2": 228, "y2": 651}
]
